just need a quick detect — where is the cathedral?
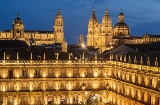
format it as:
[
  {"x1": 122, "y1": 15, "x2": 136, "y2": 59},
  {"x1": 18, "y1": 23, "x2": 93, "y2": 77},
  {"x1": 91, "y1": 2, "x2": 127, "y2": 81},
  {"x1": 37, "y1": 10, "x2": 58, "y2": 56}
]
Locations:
[
  {"x1": 0, "y1": 9, "x2": 66, "y2": 50},
  {"x1": 86, "y1": 9, "x2": 130, "y2": 52}
]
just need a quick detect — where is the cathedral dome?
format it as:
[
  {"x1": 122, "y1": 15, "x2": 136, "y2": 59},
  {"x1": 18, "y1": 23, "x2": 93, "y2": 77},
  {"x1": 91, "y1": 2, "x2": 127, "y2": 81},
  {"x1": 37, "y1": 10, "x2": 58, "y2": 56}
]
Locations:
[
  {"x1": 113, "y1": 11, "x2": 130, "y2": 37},
  {"x1": 114, "y1": 22, "x2": 129, "y2": 28}
]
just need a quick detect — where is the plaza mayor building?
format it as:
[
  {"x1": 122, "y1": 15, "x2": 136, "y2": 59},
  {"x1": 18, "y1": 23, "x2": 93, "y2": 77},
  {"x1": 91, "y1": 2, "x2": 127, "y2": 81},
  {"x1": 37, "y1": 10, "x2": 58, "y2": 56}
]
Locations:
[{"x1": 0, "y1": 8, "x2": 159, "y2": 105}]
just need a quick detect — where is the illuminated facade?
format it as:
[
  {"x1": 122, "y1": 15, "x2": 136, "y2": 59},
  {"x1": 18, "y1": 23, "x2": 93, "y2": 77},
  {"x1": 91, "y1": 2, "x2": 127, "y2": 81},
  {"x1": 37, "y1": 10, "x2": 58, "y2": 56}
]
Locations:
[
  {"x1": 86, "y1": 9, "x2": 130, "y2": 51},
  {"x1": 0, "y1": 53, "x2": 159, "y2": 105},
  {"x1": 0, "y1": 9, "x2": 65, "y2": 46},
  {"x1": 86, "y1": 9, "x2": 113, "y2": 51}
]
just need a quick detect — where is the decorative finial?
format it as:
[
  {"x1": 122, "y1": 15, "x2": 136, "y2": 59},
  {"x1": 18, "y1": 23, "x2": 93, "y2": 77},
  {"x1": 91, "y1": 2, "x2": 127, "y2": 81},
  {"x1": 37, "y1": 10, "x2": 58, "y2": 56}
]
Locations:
[
  {"x1": 124, "y1": 55, "x2": 126, "y2": 62},
  {"x1": 3, "y1": 52, "x2": 5, "y2": 60},
  {"x1": 128, "y1": 55, "x2": 131, "y2": 63},
  {"x1": 44, "y1": 53, "x2": 45, "y2": 60},
  {"x1": 95, "y1": 53, "x2": 97, "y2": 60},
  {"x1": 134, "y1": 56, "x2": 137, "y2": 64},
  {"x1": 140, "y1": 56, "x2": 143, "y2": 64},
  {"x1": 116, "y1": 55, "x2": 118, "y2": 61},
  {"x1": 17, "y1": 52, "x2": 19, "y2": 60},
  {"x1": 155, "y1": 57, "x2": 158, "y2": 66},
  {"x1": 120, "y1": 55, "x2": 122, "y2": 61},
  {"x1": 147, "y1": 57, "x2": 150, "y2": 66},
  {"x1": 57, "y1": 9, "x2": 61, "y2": 15},
  {"x1": 30, "y1": 53, "x2": 32, "y2": 60},
  {"x1": 92, "y1": 7, "x2": 95, "y2": 17}
]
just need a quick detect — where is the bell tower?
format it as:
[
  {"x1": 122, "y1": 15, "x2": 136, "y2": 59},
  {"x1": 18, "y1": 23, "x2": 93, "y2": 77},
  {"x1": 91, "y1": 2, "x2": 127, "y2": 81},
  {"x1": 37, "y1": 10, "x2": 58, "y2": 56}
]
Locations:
[
  {"x1": 12, "y1": 14, "x2": 24, "y2": 39},
  {"x1": 86, "y1": 7, "x2": 99, "y2": 47},
  {"x1": 53, "y1": 9, "x2": 64, "y2": 43}
]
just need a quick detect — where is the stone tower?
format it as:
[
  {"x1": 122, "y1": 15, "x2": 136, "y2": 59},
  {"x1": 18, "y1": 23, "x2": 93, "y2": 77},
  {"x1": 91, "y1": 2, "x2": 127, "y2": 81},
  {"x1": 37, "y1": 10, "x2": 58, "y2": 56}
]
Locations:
[
  {"x1": 101, "y1": 9, "x2": 112, "y2": 36},
  {"x1": 86, "y1": 8, "x2": 99, "y2": 47},
  {"x1": 86, "y1": 9, "x2": 113, "y2": 52},
  {"x1": 100, "y1": 9, "x2": 113, "y2": 49},
  {"x1": 53, "y1": 9, "x2": 64, "y2": 43},
  {"x1": 12, "y1": 14, "x2": 24, "y2": 39}
]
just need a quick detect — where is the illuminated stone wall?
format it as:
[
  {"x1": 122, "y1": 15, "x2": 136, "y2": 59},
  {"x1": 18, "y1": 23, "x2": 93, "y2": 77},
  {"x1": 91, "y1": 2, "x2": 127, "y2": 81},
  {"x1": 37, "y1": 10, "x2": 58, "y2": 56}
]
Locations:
[{"x1": 0, "y1": 59, "x2": 159, "y2": 105}]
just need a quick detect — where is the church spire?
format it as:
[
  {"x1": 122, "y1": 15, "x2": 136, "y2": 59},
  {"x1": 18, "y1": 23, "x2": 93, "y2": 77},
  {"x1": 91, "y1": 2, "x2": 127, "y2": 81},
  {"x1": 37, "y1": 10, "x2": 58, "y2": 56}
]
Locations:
[
  {"x1": 92, "y1": 7, "x2": 95, "y2": 17},
  {"x1": 57, "y1": 9, "x2": 61, "y2": 15}
]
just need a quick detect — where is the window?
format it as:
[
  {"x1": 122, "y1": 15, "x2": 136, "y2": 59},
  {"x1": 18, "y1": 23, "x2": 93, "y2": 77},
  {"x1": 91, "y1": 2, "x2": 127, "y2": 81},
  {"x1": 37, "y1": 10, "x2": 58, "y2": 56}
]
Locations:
[
  {"x1": 35, "y1": 69, "x2": 40, "y2": 78},
  {"x1": 8, "y1": 69, "x2": 14, "y2": 78},
  {"x1": 22, "y1": 69, "x2": 28, "y2": 78},
  {"x1": 17, "y1": 29, "x2": 20, "y2": 33}
]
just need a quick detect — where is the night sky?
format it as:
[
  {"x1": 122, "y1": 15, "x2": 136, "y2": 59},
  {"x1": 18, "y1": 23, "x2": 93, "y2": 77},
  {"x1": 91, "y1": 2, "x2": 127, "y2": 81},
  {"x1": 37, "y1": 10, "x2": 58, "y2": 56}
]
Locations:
[{"x1": 1, "y1": 0, "x2": 160, "y2": 44}]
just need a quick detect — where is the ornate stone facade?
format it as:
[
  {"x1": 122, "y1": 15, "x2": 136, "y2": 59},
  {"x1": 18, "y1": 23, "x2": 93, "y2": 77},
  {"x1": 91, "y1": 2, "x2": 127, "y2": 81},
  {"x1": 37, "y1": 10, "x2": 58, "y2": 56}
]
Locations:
[
  {"x1": 86, "y1": 9, "x2": 130, "y2": 51},
  {"x1": 86, "y1": 9, "x2": 113, "y2": 51},
  {"x1": 113, "y1": 11, "x2": 130, "y2": 37},
  {"x1": 0, "y1": 54, "x2": 159, "y2": 105},
  {"x1": 0, "y1": 9, "x2": 65, "y2": 46}
]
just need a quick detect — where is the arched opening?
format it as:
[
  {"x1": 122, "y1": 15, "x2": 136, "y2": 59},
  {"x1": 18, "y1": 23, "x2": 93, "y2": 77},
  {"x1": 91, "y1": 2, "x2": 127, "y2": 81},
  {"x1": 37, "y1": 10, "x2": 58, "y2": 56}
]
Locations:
[{"x1": 84, "y1": 94, "x2": 107, "y2": 105}]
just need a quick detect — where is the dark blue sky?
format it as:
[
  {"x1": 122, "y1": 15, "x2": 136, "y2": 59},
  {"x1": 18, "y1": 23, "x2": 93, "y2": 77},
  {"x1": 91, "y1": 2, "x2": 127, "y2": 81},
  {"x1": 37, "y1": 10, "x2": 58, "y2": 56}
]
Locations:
[{"x1": 0, "y1": 0, "x2": 160, "y2": 44}]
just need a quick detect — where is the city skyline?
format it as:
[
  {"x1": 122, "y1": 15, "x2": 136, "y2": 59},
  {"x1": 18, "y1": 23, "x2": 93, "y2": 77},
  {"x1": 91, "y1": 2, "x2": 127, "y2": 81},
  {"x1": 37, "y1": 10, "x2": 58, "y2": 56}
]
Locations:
[{"x1": 0, "y1": 0, "x2": 160, "y2": 44}]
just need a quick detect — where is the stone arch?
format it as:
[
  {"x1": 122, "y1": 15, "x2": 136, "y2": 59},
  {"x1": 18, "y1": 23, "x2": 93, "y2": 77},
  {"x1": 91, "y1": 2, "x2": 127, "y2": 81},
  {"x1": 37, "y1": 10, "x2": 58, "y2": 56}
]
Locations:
[{"x1": 83, "y1": 92, "x2": 107, "y2": 105}]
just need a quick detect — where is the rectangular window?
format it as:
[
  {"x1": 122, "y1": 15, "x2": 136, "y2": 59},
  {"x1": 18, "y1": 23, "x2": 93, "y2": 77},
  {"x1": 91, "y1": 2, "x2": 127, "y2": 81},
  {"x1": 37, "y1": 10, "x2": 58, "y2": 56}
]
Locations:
[
  {"x1": 8, "y1": 70, "x2": 14, "y2": 78},
  {"x1": 35, "y1": 69, "x2": 40, "y2": 78},
  {"x1": 22, "y1": 69, "x2": 28, "y2": 78}
]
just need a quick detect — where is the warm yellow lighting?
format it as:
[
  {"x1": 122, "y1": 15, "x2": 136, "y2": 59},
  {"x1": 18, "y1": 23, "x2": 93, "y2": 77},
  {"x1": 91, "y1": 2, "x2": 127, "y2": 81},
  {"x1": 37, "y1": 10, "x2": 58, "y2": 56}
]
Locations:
[
  {"x1": 16, "y1": 85, "x2": 20, "y2": 92},
  {"x1": 3, "y1": 85, "x2": 6, "y2": 92},
  {"x1": 81, "y1": 44, "x2": 85, "y2": 48},
  {"x1": 68, "y1": 85, "x2": 71, "y2": 90},
  {"x1": 55, "y1": 83, "x2": 60, "y2": 91},
  {"x1": 43, "y1": 73, "x2": 46, "y2": 78},
  {"x1": 85, "y1": 92, "x2": 88, "y2": 95},
  {"x1": 29, "y1": 73, "x2": 34, "y2": 78},
  {"x1": 15, "y1": 74, "x2": 20, "y2": 78},
  {"x1": 14, "y1": 100, "x2": 18, "y2": 105},
  {"x1": 30, "y1": 85, "x2": 33, "y2": 92},
  {"x1": 67, "y1": 73, "x2": 72, "y2": 77},
  {"x1": 113, "y1": 84, "x2": 116, "y2": 90},
  {"x1": 104, "y1": 100, "x2": 107, "y2": 103},
  {"x1": 93, "y1": 70, "x2": 98, "y2": 77},
  {"x1": 3, "y1": 74, "x2": 7, "y2": 78},
  {"x1": 67, "y1": 82, "x2": 73, "y2": 91}
]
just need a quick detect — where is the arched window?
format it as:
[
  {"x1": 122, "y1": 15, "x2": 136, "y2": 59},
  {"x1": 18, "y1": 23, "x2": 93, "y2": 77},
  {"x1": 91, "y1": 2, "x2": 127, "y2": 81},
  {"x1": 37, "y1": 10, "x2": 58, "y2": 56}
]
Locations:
[{"x1": 17, "y1": 29, "x2": 20, "y2": 33}]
